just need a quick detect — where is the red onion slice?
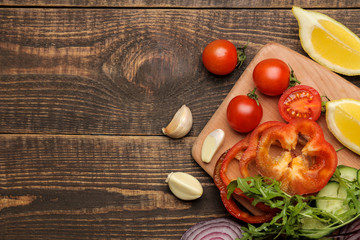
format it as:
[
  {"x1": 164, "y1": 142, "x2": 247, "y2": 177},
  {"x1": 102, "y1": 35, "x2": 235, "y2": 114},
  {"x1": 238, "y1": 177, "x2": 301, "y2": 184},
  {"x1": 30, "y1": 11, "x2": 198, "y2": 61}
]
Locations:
[
  {"x1": 181, "y1": 218, "x2": 244, "y2": 240},
  {"x1": 333, "y1": 219, "x2": 360, "y2": 239}
]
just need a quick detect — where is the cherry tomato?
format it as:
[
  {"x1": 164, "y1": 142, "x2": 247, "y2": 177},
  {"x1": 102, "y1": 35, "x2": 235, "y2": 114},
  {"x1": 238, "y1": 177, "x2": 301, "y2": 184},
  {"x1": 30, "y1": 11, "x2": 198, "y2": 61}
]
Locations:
[
  {"x1": 227, "y1": 94, "x2": 263, "y2": 133},
  {"x1": 278, "y1": 85, "x2": 322, "y2": 122},
  {"x1": 202, "y1": 39, "x2": 238, "y2": 75},
  {"x1": 253, "y1": 58, "x2": 290, "y2": 96}
]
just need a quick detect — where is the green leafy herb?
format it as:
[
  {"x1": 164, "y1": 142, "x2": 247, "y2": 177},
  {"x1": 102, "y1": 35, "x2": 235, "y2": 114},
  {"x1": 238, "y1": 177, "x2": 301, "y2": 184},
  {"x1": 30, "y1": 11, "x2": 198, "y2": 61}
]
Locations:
[{"x1": 229, "y1": 167, "x2": 360, "y2": 240}]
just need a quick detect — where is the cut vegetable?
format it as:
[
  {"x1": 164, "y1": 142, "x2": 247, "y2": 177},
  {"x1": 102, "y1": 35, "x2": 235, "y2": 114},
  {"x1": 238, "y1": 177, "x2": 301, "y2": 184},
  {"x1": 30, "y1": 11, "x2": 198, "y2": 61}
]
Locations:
[
  {"x1": 278, "y1": 85, "x2": 322, "y2": 122},
  {"x1": 338, "y1": 165, "x2": 358, "y2": 182},
  {"x1": 316, "y1": 181, "x2": 349, "y2": 216},
  {"x1": 215, "y1": 152, "x2": 277, "y2": 224},
  {"x1": 201, "y1": 129, "x2": 225, "y2": 163},
  {"x1": 300, "y1": 217, "x2": 333, "y2": 239},
  {"x1": 229, "y1": 165, "x2": 360, "y2": 239},
  {"x1": 255, "y1": 119, "x2": 337, "y2": 195},
  {"x1": 180, "y1": 218, "x2": 244, "y2": 240},
  {"x1": 338, "y1": 218, "x2": 360, "y2": 239}
]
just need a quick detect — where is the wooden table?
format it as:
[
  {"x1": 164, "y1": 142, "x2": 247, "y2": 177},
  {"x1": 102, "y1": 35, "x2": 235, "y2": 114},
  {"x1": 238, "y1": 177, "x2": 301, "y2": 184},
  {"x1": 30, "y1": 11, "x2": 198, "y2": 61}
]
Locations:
[{"x1": 1, "y1": 1, "x2": 360, "y2": 239}]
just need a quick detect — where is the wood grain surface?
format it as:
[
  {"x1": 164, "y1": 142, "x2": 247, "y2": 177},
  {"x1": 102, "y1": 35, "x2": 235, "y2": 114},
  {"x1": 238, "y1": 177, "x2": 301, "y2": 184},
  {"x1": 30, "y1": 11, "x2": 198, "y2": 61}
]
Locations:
[
  {"x1": 0, "y1": 3, "x2": 360, "y2": 240},
  {"x1": 1, "y1": 135, "x2": 225, "y2": 239},
  {"x1": 192, "y1": 43, "x2": 360, "y2": 180},
  {"x1": 0, "y1": 0, "x2": 359, "y2": 8}
]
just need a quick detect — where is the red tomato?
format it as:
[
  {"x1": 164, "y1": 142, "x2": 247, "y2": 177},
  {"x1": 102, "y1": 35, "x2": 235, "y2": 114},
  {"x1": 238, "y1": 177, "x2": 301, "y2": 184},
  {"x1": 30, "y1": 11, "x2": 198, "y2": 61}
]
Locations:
[
  {"x1": 253, "y1": 58, "x2": 290, "y2": 96},
  {"x1": 202, "y1": 39, "x2": 238, "y2": 75},
  {"x1": 227, "y1": 95, "x2": 263, "y2": 133},
  {"x1": 278, "y1": 85, "x2": 322, "y2": 122}
]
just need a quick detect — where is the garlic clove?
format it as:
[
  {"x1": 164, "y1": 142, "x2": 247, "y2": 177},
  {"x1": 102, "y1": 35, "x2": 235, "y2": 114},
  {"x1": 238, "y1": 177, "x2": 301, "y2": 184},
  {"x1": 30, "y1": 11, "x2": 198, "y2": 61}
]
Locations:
[
  {"x1": 165, "y1": 172, "x2": 203, "y2": 201},
  {"x1": 162, "y1": 104, "x2": 193, "y2": 139},
  {"x1": 201, "y1": 129, "x2": 225, "y2": 163}
]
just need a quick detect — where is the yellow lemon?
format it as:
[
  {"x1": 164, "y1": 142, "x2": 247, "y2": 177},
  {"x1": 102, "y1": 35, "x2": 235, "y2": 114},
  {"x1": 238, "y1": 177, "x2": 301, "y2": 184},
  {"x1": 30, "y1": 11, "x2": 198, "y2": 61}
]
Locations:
[
  {"x1": 292, "y1": 6, "x2": 360, "y2": 76},
  {"x1": 326, "y1": 98, "x2": 360, "y2": 155}
]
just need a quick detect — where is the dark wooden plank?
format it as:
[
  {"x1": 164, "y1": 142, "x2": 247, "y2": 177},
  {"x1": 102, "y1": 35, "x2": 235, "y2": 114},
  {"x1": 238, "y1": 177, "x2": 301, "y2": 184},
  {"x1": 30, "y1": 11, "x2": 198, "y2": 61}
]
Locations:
[
  {"x1": 0, "y1": 134, "x2": 226, "y2": 239},
  {"x1": 1, "y1": 5, "x2": 360, "y2": 240},
  {"x1": 0, "y1": 8, "x2": 359, "y2": 137},
  {"x1": 0, "y1": 0, "x2": 359, "y2": 8}
]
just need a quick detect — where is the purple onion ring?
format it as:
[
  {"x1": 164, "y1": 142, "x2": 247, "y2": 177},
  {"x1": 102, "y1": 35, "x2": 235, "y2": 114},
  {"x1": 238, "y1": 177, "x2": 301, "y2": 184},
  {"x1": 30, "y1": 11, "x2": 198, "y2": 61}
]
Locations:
[{"x1": 181, "y1": 218, "x2": 244, "y2": 240}]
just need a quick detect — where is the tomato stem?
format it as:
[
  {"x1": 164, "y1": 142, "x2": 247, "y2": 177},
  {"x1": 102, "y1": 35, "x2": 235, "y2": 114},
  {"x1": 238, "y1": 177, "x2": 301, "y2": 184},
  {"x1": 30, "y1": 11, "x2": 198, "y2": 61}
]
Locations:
[
  {"x1": 236, "y1": 41, "x2": 248, "y2": 68},
  {"x1": 288, "y1": 65, "x2": 301, "y2": 87},
  {"x1": 247, "y1": 87, "x2": 260, "y2": 106},
  {"x1": 321, "y1": 96, "x2": 331, "y2": 114}
]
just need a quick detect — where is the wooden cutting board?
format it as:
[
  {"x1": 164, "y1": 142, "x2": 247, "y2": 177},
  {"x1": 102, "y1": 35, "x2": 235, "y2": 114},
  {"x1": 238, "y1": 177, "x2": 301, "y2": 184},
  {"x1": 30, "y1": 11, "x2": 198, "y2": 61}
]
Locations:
[{"x1": 192, "y1": 43, "x2": 360, "y2": 182}]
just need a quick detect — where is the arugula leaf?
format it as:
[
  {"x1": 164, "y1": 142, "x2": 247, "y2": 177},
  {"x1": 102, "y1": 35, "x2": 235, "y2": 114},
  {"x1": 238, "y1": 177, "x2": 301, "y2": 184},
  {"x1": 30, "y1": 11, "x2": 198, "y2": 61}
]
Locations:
[
  {"x1": 227, "y1": 180, "x2": 238, "y2": 200},
  {"x1": 230, "y1": 167, "x2": 360, "y2": 240}
]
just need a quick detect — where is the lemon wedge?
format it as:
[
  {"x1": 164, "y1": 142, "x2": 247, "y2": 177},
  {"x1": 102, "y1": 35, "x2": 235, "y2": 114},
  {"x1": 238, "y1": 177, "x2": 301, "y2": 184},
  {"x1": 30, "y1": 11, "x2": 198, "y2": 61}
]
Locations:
[
  {"x1": 292, "y1": 6, "x2": 360, "y2": 76},
  {"x1": 326, "y1": 98, "x2": 360, "y2": 155}
]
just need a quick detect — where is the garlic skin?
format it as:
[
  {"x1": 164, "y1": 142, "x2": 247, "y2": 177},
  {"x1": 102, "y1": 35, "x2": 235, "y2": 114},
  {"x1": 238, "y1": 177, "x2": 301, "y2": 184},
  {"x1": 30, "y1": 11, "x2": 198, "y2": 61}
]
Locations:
[
  {"x1": 165, "y1": 172, "x2": 203, "y2": 201},
  {"x1": 201, "y1": 129, "x2": 225, "y2": 163},
  {"x1": 162, "y1": 105, "x2": 193, "y2": 138}
]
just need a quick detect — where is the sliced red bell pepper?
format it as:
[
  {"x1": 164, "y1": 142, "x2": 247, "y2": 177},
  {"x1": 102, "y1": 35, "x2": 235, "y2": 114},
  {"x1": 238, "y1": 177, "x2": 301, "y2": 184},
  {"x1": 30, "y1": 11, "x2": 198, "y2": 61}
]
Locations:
[
  {"x1": 219, "y1": 130, "x2": 279, "y2": 213},
  {"x1": 239, "y1": 121, "x2": 286, "y2": 178},
  {"x1": 255, "y1": 118, "x2": 337, "y2": 195},
  {"x1": 214, "y1": 151, "x2": 277, "y2": 224},
  {"x1": 220, "y1": 135, "x2": 250, "y2": 186}
]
